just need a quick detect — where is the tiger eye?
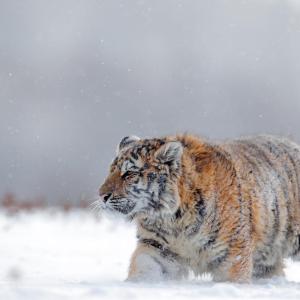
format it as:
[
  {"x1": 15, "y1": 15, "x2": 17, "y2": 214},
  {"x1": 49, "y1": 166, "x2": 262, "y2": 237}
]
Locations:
[{"x1": 123, "y1": 170, "x2": 139, "y2": 181}]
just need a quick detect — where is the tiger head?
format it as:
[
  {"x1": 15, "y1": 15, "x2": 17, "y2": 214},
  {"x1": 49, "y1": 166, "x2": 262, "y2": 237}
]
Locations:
[{"x1": 98, "y1": 136, "x2": 183, "y2": 219}]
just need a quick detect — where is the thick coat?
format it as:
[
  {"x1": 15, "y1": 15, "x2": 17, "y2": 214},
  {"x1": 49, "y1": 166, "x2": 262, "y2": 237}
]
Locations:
[{"x1": 98, "y1": 134, "x2": 300, "y2": 282}]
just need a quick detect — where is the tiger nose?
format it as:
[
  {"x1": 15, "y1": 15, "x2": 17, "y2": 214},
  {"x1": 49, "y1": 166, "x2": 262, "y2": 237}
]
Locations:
[{"x1": 99, "y1": 190, "x2": 112, "y2": 203}]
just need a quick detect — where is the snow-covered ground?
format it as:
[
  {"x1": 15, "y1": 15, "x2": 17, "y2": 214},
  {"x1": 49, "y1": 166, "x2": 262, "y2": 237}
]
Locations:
[{"x1": 1, "y1": 211, "x2": 300, "y2": 300}]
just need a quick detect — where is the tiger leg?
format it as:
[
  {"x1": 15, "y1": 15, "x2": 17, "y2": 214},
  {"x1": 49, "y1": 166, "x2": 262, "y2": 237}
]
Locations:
[
  {"x1": 127, "y1": 243, "x2": 187, "y2": 282},
  {"x1": 211, "y1": 242, "x2": 253, "y2": 283}
]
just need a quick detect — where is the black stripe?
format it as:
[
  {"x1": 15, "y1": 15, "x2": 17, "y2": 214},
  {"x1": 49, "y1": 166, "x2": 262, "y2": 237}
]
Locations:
[
  {"x1": 244, "y1": 141, "x2": 275, "y2": 169},
  {"x1": 194, "y1": 189, "x2": 206, "y2": 218},
  {"x1": 174, "y1": 208, "x2": 182, "y2": 219},
  {"x1": 261, "y1": 141, "x2": 291, "y2": 211},
  {"x1": 270, "y1": 142, "x2": 300, "y2": 234},
  {"x1": 146, "y1": 173, "x2": 157, "y2": 191},
  {"x1": 292, "y1": 235, "x2": 300, "y2": 256},
  {"x1": 140, "y1": 224, "x2": 169, "y2": 244},
  {"x1": 185, "y1": 191, "x2": 207, "y2": 237},
  {"x1": 207, "y1": 202, "x2": 221, "y2": 245},
  {"x1": 158, "y1": 174, "x2": 167, "y2": 197},
  {"x1": 119, "y1": 136, "x2": 135, "y2": 149},
  {"x1": 140, "y1": 238, "x2": 178, "y2": 259},
  {"x1": 261, "y1": 141, "x2": 295, "y2": 245},
  {"x1": 132, "y1": 186, "x2": 141, "y2": 194},
  {"x1": 201, "y1": 236, "x2": 217, "y2": 250},
  {"x1": 279, "y1": 142, "x2": 300, "y2": 196},
  {"x1": 239, "y1": 149, "x2": 269, "y2": 238},
  {"x1": 147, "y1": 172, "x2": 157, "y2": 181},
  {"x1": 216, "y1": 147, "x2": 250, "y2": 238},
  {"x1": 271, "y1": 195, "x2": 280, "y2": 241},
  {"x1": 200, "y1": 211, "x2": 220, "y2": 250},
  {"x1": 140, "y1": 238, "x2": 164, "y2": 250},
  {"x1": 241, "y1": 141, "x2": 281, "y2": 243},
  {"x1": 131, "y1": 151, "x2": 139, "y2": 160},
  {"x1": 186, "y1": 221, "x2": 202, "y2": 237},
  {"x1": 262, "y1": 140, "x2": 292, "y2": 194},
  {"x1": 146, "y1": 192, "x2": 159, "y2": 209},
  {"x1": 249, "y1": 140, "x2": 282, "y2": 242},
  {"x1": 207, "y1": 249, "x2": 229, "y2": 270}
]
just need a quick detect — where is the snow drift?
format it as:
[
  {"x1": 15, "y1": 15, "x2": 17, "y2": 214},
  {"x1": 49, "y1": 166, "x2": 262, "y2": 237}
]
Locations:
[{"x1": 1, "y1": 211, "x2": 300, "y2": 300}]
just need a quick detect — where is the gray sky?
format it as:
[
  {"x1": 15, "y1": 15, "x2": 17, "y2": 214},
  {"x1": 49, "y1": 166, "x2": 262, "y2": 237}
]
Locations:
[{"x1": 1, "y1": 0, "x2": 300, "y2": 203}]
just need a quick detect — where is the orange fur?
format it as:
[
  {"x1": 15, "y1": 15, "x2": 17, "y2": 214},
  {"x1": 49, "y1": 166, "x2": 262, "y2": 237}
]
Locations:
[{"x1": 99, "y1": 134, "x2": 300, "y2": 282}]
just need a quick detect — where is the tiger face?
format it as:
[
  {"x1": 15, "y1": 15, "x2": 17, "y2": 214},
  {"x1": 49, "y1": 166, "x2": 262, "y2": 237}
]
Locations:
[{"x1": 98, "y1": 136, "x2": 183, "y2": 218}]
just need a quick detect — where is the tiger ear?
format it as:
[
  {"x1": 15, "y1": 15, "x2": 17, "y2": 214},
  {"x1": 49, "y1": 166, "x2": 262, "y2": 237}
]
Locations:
[
  {"x1": 117, "y1": 135, "x2": 140, "y2": 153},
  {"x1": 155, "y1": 141, "x2": 183, "y2": 168}
]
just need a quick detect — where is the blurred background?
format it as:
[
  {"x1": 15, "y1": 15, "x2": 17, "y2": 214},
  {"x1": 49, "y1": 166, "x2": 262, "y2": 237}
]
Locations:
[{"x1": 1, "y1": 0, "x2": 300, "y2": 206}]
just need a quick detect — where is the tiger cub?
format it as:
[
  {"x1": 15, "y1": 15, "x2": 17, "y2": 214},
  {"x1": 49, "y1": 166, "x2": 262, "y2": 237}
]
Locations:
[{"x1": 98, "y1": 134, "x2": 300, "y2": 282}]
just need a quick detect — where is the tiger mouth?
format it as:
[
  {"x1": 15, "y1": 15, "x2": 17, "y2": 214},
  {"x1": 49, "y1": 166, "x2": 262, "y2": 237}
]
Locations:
[{"x1": 106, "y1": 197, "x2": 136, "y2": 215}]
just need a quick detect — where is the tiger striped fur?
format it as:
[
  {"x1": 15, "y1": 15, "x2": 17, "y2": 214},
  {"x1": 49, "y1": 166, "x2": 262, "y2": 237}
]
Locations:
[{"x1": 98, "y1": 134, "x2": 300, "y2": 282}]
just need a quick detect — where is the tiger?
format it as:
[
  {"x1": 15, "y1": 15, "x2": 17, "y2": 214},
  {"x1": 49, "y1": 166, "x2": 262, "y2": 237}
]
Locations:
[{"x1": 97, "y1": 134, "x2": 300, "y2": 282}]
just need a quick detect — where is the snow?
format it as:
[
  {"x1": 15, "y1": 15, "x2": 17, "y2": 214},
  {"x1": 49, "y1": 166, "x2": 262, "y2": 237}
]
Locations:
[{"x1": 1, "y1": 211, "x2": 300, "y2": 300}]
